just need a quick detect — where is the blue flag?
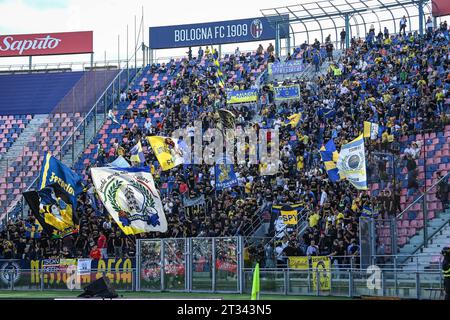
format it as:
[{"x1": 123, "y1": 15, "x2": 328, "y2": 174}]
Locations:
[
  {"x1": 320, "y1": 140, "x2": 341, "y2": 183},
  {"x1": 318, "y1": 107, "x2": 336, "y2": 119},
  {"x1": 215, "y1": 164, "x2": 238, "y2": 190},
  {"x1": 361, "y1": 205, "x2": 375, "y2": 218},
  {"x1": 130, "y1": 141, "x2": 146, "y2": 164},
  {"x1": 108, "y1": 156, "x2": 131, "y2": 168},
  {"x1": 39, "y1": 153, "x2": 84, "y2": 208}
]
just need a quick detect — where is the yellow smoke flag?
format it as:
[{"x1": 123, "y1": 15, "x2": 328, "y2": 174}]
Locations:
[
  {"x1": 251, "y1": 263, "x2": 260, "y2": 300},
  {"x1": 287, "y1": 113, "x2": 301, "y2": 127},
  {"x1": 363, "y1": 121, "x2": 371, "y2": 138},
  {"x1": 363, "y1": 121, "x2": 380, "y2": 140},
  {"x1": 147, "y1": 136, "x2": 184, "y2": 171}
]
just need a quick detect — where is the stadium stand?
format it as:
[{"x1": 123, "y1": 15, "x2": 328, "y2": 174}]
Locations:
[
  {"x1": 0, "y1": 72, "x2": 85, "y2": 115},
  {"x1": 0, "y1": 22, "x2": 449, "y2": 272},
  {"x1": 0, "y1": 70, "x2": 121, "y2": 219},
  {"x1": 0, "y1": 115, "x2": 33, "y2": 154}
]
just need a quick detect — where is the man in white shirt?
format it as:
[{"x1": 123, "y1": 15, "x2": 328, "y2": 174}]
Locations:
[
  {"x1": 306, "y1": 240, "x2": 319, "y2": 256},
  {"x1": 319, "y1": 190, "x2": 328, "y2": 207},
  {"x1": 107, "y1": 109, "x2": 119, "y2": 124},
  {"x1": 102, "y1": 219, "x2": 112, "y2": 231},
  {"x1": 273, "y1": 118, "x2": 283, "y2": 131},
  {"x1": 426, "y1": 16, "x2": 433, "y2": 35},
  {"x1": 404, "y1": 142, "x2": 421, "y2": 159},
  {"x1": 399, "y1": 16, "x2": 407, "y2": 35},
  {"x1": 144, "y1": 119, "x2": 153, "y2": 134},
  {"x1": 187, "y1": 123, "x2": 195, "y2": 143}
]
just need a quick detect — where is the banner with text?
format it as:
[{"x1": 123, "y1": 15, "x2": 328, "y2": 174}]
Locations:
[
  {"x1": 150, "y1": 16, "x2": 288, "y2": 49},
  {"x1": 226, "y1": 89, "x2": 258, "y2": 104},
  {"x1": 28, "y1": 258, "x2": 135, "y2": 286},
  {"x1": 288, "y1": 257, "x2": 309, "y2": 270},
  {"x1": 268, "y1": 59, "x2": 305, "y2": 76},
  {"x1": 274, "y1": 85, "x2": 301, "y2": 101},
  {"x1": 311, "y1": 256, "x2": 331, "y2": 291},
  {"x1": 0, "y1": 31, "x2": 93, "y2": 57}
]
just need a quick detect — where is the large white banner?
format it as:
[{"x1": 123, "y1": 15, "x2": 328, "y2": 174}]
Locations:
[
  {"x1": 336, "y1": 134, "x2": 368, "y2": 190},
  {"x1": 77, "y1": 258, "x2": 92, "y2": 276},
  {"x1": 90, "y1": 167, "x2": 168, "y2": 234}
]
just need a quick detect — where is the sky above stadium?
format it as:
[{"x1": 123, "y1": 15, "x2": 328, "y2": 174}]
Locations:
[{"x1": 0, "y1": 0, "x2": 301, "y2": 67}]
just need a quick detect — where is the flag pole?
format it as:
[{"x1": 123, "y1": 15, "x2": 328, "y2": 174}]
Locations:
[{"x1": 251, "y1": 262, "x2": 260, "y2": 300}]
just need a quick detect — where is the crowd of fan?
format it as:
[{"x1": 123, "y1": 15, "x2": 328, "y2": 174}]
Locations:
[{"x1": 1, "y1": 20, "x2": 449, "y2": 266}]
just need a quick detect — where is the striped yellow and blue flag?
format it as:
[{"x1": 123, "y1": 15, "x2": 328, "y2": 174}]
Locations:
[
  {"x1": 363, "y1": 121, "x2": 381, "y2": 140},
  {"x1": 213, "y1": 58, "x2": 225, "y2": 88},
  {"x1": 130, "y1": 141, "x2": 145, "y2": 164},
  {"x1": 320, "y1": 139, "x2": 342, "y2": 183},
  {"x1": 25, "y1": 221, "x2": 43, "y2": 239}
]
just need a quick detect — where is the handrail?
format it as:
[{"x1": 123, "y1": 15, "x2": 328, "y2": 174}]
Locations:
[
  {"x1": 23, "y1": 68, "x2": 128, "y2": 193},
  {"x1": 396, "y1": 171, "x2": 450, "y2": 220},
  {"x1": 241, "y1": 205, "x2": 266, "y2": 237},
  {"x1": 63, "y1": 65, "x2": 146, "y2": 169}
]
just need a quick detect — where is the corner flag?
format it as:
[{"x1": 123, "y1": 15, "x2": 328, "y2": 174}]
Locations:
[{"x1": 251, "y1": 263, "x2": 260, "y2": 300}]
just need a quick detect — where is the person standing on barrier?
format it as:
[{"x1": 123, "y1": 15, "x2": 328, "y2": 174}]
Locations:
[{"x1": 442, "y1": 247, "x2": 450, "y2": 300}]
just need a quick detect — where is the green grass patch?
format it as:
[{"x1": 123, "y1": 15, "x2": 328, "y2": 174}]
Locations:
[{"x1": 0, "y1": 290, "x2": 350, "y2": 300}]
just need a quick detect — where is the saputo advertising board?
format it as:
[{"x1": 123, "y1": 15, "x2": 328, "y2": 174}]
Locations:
[{"x1": 0, "y1": 31, "x2": 93, "y2": 57}]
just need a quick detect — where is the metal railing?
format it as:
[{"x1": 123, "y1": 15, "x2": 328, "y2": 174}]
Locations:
[
  {"x1": 0, "y1": 68, "x2": 144, "y2": 224},
  {"x1": 1, "y1": 266, "x2": 443, "y2": 300},
  {"x1": 395, "y1": 171, "x2": 450, "y2": 256},
  {"x1": 241, "y1": 268, "x2": 444, "y2": 299},
  {"x1": 0, "y1": 237, "x2": 446, "y2": 300},
  {"x1": 397, "y1": 172, "x2": 450, "y2": 220},
  {"x1": 1, "y1": 268, "x2": 136, "y2": 292}
]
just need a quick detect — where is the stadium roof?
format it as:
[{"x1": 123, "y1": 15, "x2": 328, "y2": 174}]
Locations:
[{"x1": 261, "y1": 0, "x2": 432, "y2": 46}]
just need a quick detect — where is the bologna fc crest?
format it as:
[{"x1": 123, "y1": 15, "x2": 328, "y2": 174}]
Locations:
[
  {"x1": 250, "y1": 19, "x2": 263, "y2": 39},
  {"x1": 0, "y1": 262, "x2": 21, "y2": 285}
]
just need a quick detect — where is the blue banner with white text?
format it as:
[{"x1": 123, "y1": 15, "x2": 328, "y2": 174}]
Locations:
[
  {"x1": 149, "y1": 16, "x2": 289, "y2": 49},
  {"x1": 274, "y1": 85, "x2": 301, "y2": 101},
  {"x1": 215, "y1": 164, "x2": 238, "y2": 190},
  {"x1": 268, "y1": 60, "x2": 305, "y2": 75},
  {"x1": 226, "y1": 89, "x2": 258, "y2": 104}
]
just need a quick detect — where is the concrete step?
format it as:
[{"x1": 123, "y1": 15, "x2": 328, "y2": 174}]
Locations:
[
  {"x1": 429, "y1": 218, "x2": 447, "y2": 226},
  {"x1": 0, "y1": 114, "x2": 48, "y2": 176},
  {"x1": 61, "y1": 114, "x2": 105, "y2": 168}
]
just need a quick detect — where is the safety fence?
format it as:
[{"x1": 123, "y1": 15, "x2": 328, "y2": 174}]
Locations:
[
  {"x1": 0, "y1": 267, "x2": 443, "y2": 300},
  {"x1": 0, "y1": 237, "x2": 446, "y2": 299}
]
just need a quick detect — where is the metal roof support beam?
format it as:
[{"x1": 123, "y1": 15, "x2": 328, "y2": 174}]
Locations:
[
  {"x1": 389, "y1": 0, "x2": 413, "y2": 33},
  {"x1": 299, "y1": 3, "x2": 324, "y2": 43},
  {"x1": 273, "y1": 8, "x2": 283, "y2": 57},
  {"x1": 343, "y1": 0, "x2": 367, "y2": 42},
  {"x1": 275, "y1": 22, "x2": 280, "y2": 57},
  {"x1": 345, "y1": 14, "x2": 351, "y2": 49},
  {"x1": 418, "y1": 0, "x2": 425, "y2": 35},
  {"x1": 357, "y1": 0, "x2": 382, "y2": 34},
  {"x1": 317, "y1": 2, "x2": 338, "y2": 45},
  {"x1": 374, "y1": 0, "x2": 397, "y2": 34}
]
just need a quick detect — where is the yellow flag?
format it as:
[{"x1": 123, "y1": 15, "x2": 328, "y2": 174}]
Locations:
[
  {"x1": 147, "y1": 136, "x2": 184, "y2": 171},
  {"x1": 363, "y1": 121, "x2": 371, "y2": 138},
  {"x1": 251, "y1": 263, "x2": 260, "y2": 300},
  {"x1": 286, "y1": 113, "x2": 301, "y2": 127}
]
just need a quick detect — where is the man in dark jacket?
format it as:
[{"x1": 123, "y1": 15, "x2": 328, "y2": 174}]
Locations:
[
  {"x1": 436, "y1": 171, "x2": 449, "y2": 210},
  {"x1": 442, "y1": 247, "x2": 450, "y2": 300}
]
